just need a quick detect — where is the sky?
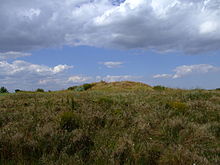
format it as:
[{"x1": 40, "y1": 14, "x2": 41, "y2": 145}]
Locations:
[{"x1": 1, "y1": 0, "x2": 220, "y2": 91}]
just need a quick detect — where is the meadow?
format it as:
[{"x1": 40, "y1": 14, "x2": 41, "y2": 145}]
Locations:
[{"x1": 0, "y1": 81, "x2": 219, "y2": 165}]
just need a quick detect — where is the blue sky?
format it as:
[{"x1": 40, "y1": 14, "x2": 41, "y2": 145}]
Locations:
[{"x1": 1, "y1": 0, "x2": 220, "y2": 91}]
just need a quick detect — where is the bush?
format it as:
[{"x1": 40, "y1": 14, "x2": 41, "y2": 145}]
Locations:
[
  {"x1": 153, "y1": 85, "x2": 166, "y2": 91},
  {"x1": 67, "y1": 86, "x2": 78, "y2": 91},
  {"x1": 74, "y1": 86, "x2": 85, "y2": 92},
  {"x1": 83, "y1": 83, "x2": 94, "y2": 90},
  {"x1": 0, "y1": 87, "x2": 9, "y2": 93},
  {"x1": 15, "y1": 89, "x2": 21, "y2": 93},
  {"x1": 71, "y1": 84, "x2": 94, "y2": 92},
  {"x1": 60, "y1": 112, "x2": 80, "y2": 132},
  {"x1": 36, "y1": 88, "x2": 44, "y2": 92}
]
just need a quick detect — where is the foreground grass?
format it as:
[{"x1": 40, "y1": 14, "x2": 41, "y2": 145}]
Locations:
[{"x1": 0, "y1": 82, "x2": 219, "y2": 164}]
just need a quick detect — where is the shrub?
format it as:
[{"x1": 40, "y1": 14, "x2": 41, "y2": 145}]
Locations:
[
  {"x1": 0, "y1": 87, "x2": 9, "y2": 93},
  {"x1": 74, "y1": 86, "x2": 85, "y2": 92},
  {"x1": 36, "y1": 88, "x2": 44, "y2": 92},
  {"x1": 15, "y1": 89, "x2": 21, "y2": 93},
  {"x1": 83, "y1": 83, "x2": 94, "y2": 90},
  {"x1": 60, "y1": 112, "x2": 80, "y2": 132},
  {"x1": 153, "y1": 85, "x2": 166, "y2": 91},
  {"x1": 67, "y1": 86, "x2": 78, "y2": 91},
  {"x1": 69, "y1": 84, "x2": 94, "y2": 92}
]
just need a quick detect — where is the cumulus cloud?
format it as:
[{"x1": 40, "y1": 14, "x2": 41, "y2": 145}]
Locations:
[
  {"x1": 153, "y1": 74, "x2": 172, "y2": 79},
  {"x1": 68, "y1": 75, "x2": 92, "y2": 83},
  {"x1": 0, "y1": 60, "x2": 73, "y2": 76},
  {"x1": 153, "y1": 64, "x2": 220, "y2": 79},
  {"x1": 0, "y1": 51, "x2": 31, "y2": 60},
  {"x1": 101, "y1": 61, "x2": 123, "y2": 68},
  {"x1": 96, "y1": 75, "x2": 140, "y2": 82},
  {"x1": 1, "y1": 0, "x2": 220, "y2": 53},
  {"x1": 0, "y1": 60, "x2": 73, "y2": 90}
]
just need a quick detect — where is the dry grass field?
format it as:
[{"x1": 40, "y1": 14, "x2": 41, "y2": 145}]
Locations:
[{"x1": 0, "y1": 81, "x2": 219, "y2": 164}]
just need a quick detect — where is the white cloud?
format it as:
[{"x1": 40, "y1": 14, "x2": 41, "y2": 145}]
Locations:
[
  {"x1": 0, "y1": 51, "x2": 31, "y2": 60},
  {"x1": 173, "y1": 64, "x2": 219, "y2": 78},
  {"x1": 153, "y1": 64, "x2": 220, "y2": 79},
  {"x1": 101, "y1": 61, "x2": 123, "y2": 68},
  {"x1": 153, "y1": 74, "x2": 172, "y2": 79},
  {"x1": 53, "y1": 65, "x2": 73, "y2": 73},
  {"x1": 0, "y1": 60, "x2": 73, "y2": 76},
  {"x1": 1, "y1": 0, "x2": 220, "y2": 53},
  {"x1": 68, "y1": 75, "x2": 91, "y2": 83},
  {"x1": 199, "y1": 21, "x2": 218, "y2": 34},
  {"x1": 0, "y1": 60, "x2": 73, "y2": 91},
  {"x1": 98, "y1": 75, "x2": 140, "y2": 82}
]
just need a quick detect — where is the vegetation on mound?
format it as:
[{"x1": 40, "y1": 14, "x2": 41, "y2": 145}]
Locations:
[
  {"x1": 0, "y1": 82, "x2": 219, "y2": 164},
  {"x1": 0, "y1": 87, "x2": 9, "y2": 94}
]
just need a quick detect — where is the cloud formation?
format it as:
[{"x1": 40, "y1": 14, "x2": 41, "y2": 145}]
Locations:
[
  {"x1": 1, "y1": 0, "x2": 220, "y2": 53},
  {"x1": 0, "y1": 60, "x2": 72, "y2": 76},
  {"x1": 153, "y1": 64, "x2": 220, "y2": 79},
  {"x1": 97, "y1": 75, "x2": 140, "y2": 82},
  {"x1": 101, "y1": 61, "x2": 123, "y2": 68},
  {"x1": 0, "y1": 60, "x2": 73, "y2": 90},
  {"x1": 0, "y1": 51, "x2": 31, "y2": 60},
  {"x1": 68, "y1": 75, "x2": 92, "y2": 83}
]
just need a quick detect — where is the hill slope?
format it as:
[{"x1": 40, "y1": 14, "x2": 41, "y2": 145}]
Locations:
[
  {"x1": 89, "y1": 81, "x2": 153, "y2": 91},
  {"x1": 0, "y1": 82, "x2": 219, "y2": 164}
]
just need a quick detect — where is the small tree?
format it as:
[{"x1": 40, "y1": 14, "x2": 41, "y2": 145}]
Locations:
[
  {"x1": 0, "y1": 87, "x2": 9, "y2": 93},
  {"x1": 36, "y1": 88, "x2": 44, "y2": 92},
  {"x1": 15, "y1": 89, "x2": 21, "y2": 93}
]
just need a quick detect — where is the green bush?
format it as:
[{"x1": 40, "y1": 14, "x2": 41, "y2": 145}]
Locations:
[
  {"x1": 153, "y1": 85, "x2": 166, "y2": 91},
  {"x1": 67, "y1": 86, "x2": 78, "y2": 91},
  {"x1": 60, "y1": 112, "x2": 80, "y2": 132},
  {"x1": 83, "y1": 83, "x2": 94, "y2": 90},
  {"x1": 36, "y1": 88, "x2": 44, "y2": 92},
  {"x1": 74, "y1": 86, "x2": 85, "y2": 92},
  {"x1": 0, "y1": 87, "x2": 9, "y2": 93},
  {"x1": 15, "y1": 89, "x2": 21, "y2": 93}
]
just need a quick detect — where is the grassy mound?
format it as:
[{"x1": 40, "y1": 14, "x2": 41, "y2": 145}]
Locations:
[
  {"x1": 68, "y1": 81, "x2": 153, "y2": 92},
  {"x1": 0, "y1": 82, "x2": 219, "y2": 164}
]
